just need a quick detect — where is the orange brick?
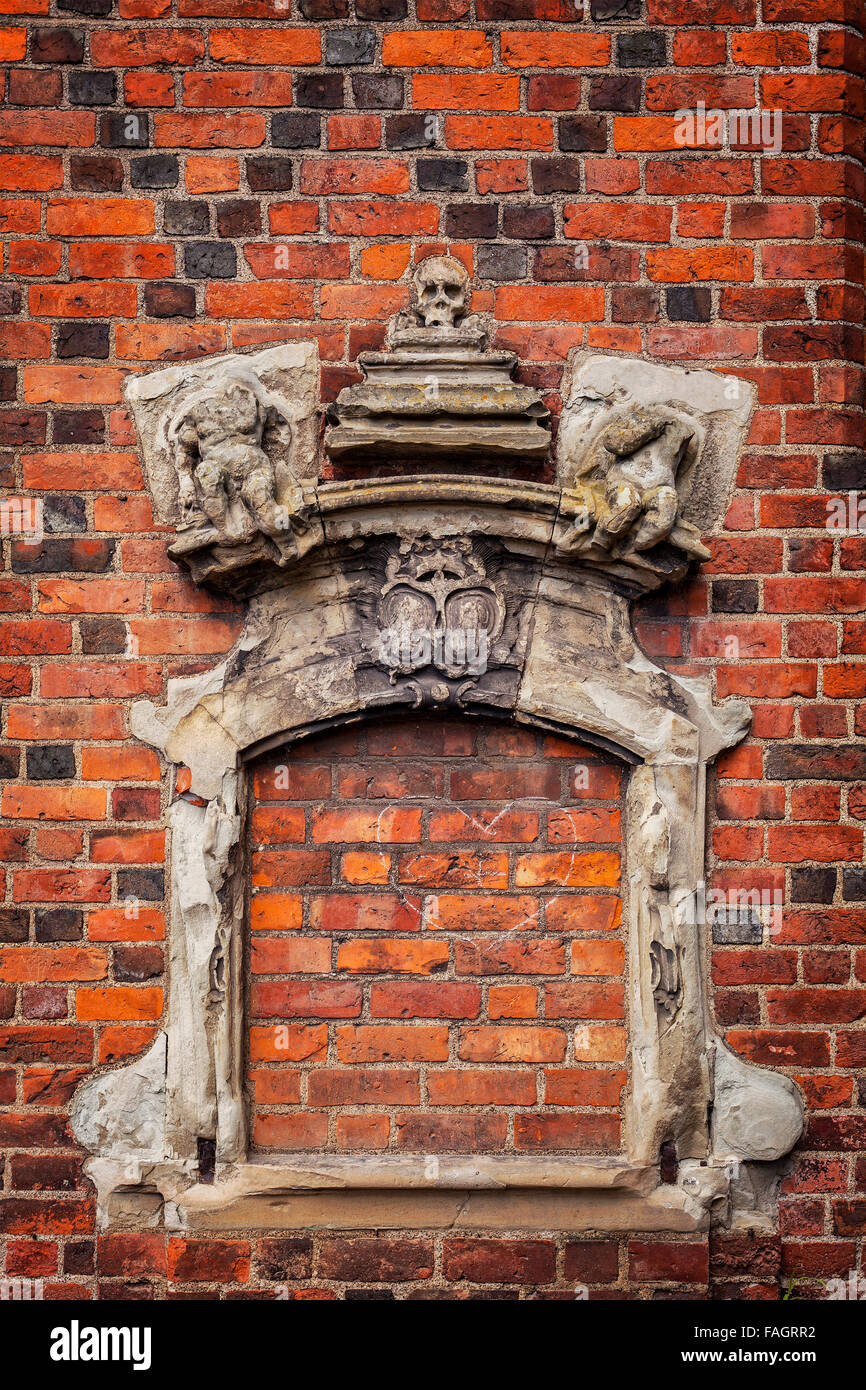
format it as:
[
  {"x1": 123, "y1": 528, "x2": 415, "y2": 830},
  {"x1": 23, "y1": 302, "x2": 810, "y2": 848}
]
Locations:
[
  {"x1": 501, "y1": 33, "x2": 610, "y2": 67},
  {"x1": 81, "y1": 747, "x2": 161, "y2": 782},
  {"x1": 250, "y1": 894, "x2": 304, "y2": 932},
  {"x1": 0, "y1": 947, "x2": 107, "y2": 983},
  {"x1": 2, "y1": 787, "x2": 106, "y2": 821},
  {"x1": 459, "y1": 1026, "x2": 566, "y2": 1063},
  {"x1": 76, "y1": 987, "x2": 163, "y2": 1021},
  {"x1": 570, "y1": 940, "x2": 626, "y2": 976},
  {"x1": 413, "y1": 74, "x2": 520, "y2": 111},
  {"x1": 185, "y1": 155, "x2": 239, "y2": 193},
  {"x1": 335, "y1": 939, "x2": 450, "y2": 974},
  {"x1": 335, "y1": 1024, "x2": 449, "y2": 1063},
  {"x1": 382, "y1": 29, "x2": 492, "y2": 67}
]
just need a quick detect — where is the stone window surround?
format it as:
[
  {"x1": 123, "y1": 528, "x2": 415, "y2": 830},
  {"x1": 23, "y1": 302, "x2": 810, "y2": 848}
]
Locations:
[{"x1": 70, "y1": 473, "x2": 804, "y2": 1239}]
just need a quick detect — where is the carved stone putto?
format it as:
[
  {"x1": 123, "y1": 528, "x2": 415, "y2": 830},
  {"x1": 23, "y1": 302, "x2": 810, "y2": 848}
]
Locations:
[
  {"x1": 324, "y1": 254, "x2": 551, "y2": 467},
  {"x1": 556, "y1": 352, "x2": 755, "y2": 591},
  {"x1": 125, "y1": 342, "x2": 321, "y2": 592}
]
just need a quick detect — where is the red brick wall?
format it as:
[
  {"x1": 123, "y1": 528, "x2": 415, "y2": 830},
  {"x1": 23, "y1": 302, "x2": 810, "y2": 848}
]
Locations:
[
  {"x1": 248, "y1": 719, "x2": 625, "y2": 1157},
  {"x1": 0, "y1": 0, "x2": 865, "y2": 1299}
]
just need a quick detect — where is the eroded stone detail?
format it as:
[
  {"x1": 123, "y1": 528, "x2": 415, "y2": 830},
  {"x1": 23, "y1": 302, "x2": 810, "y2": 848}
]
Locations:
[
  {"x1": 376, "y1": 536, "x2": 506, "y2": 686},
  {"x1": 124, "y1": 341, "x2": 322, "y2": 592},
  {"x1": 72, "y1": 338, "x2": 802, "y2": 1235},
  {"x1": 555, "y1": 352, "x2": 755, "y2": 591}
]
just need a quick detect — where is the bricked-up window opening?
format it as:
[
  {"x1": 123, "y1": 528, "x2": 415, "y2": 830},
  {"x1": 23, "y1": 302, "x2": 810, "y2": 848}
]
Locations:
[{"x1": 245, "y1": 717, "x2": 627, "y2": 1156}]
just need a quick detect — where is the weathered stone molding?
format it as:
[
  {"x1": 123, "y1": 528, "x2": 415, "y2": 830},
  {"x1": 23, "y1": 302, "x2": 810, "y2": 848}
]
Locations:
[{"x1": 72, "y1": 340, "x2": 803, "y2": 1233}]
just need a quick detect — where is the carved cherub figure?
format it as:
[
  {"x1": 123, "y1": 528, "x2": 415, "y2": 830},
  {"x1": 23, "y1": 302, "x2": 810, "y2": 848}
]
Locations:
[
  {"x1": 560, "y1": 404, "x2": 699, "y2": 558},
  {"x1": 172, "y1": 379, "x2": 306, "y2": 557}
]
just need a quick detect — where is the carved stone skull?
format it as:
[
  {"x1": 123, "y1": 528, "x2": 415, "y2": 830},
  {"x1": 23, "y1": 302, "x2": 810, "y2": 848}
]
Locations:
[{"x1": 413, "y1": 255, "x2": 470, "y2": 328}]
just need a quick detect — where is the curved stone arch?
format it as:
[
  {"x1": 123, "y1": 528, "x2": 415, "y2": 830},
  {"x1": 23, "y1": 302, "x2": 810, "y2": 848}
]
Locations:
[{"x1": 72, "y1": 482, "x2": 803, "y2": 1235}]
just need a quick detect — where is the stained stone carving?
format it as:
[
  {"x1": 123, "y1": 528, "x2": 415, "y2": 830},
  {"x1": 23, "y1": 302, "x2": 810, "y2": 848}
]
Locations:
[
  {"x1": 324, "y1": 255, "x2": 550, "y2": 466},
  {"x1": 124, "y1": 341, "x2": 322, "y2": 591},
  {"x1": 376, "y1": 536, "x2": 506, "y2": 691},
  {"x1": 71, "y1": 334, "x2": 804, "y2": 1239},
  {"x1": 556, "y1": 352, "x2": 754, "y2": 591}
]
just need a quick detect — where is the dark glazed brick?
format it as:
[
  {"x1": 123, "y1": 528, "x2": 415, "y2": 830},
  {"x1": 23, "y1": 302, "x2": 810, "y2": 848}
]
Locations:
[
  {"x1": 216, "y1": 201, "x2": 261, "y2": 238},
  {"x1": 80, "y1": 617, "x2": 126, "y2": 654},
  {"x1": 357, "y1": 0, "x2": 406, "y2": 15},
  {"x1": 184, "y1": 243, "x2": 237, "y2": 279},
  {"x1": 130, "y1": 156, "x2": 178, "y2": 190},
  {"x1": 711, "y1": 580, "x2": 759, "y2": 613},
  {"x1": 58, "y1": 0, "x2": 112, "y2": 12},
  {"x1": 790, "y1": 868, "x2": 836, "y2": 905},
  {"x1": 246, "y1": 158, "x2": 293, "y2": 192},
  {"x1": 0, "y1": 367, "x2": 15, "y2": 399},
  {"x1": 766, "y1": 745, "x2": 866, "y2": 780},
  {"x1": 477, "y1": 245, "x2": 527, "y2": 281},
  {"x1": 56, "y1": 323, "x2": 110, "y2": 360},
  {"x1": 164, "y1": 201, "x2": 209, "y2": 236},
  {"x1": 69, "y1": 70, "x2": 115, "y2": 105},
  {"x1": 559, "y1": 116, "x2": 607, "y2": 153},
  {"x1": 27, "y1": 745, "x2": 76, "y2": 780},
  {"x1": 117, "y1": 869, "x2": 164, "y2": 902},
  {"x1": 295, "y1": 74, "x2": 343, "y2": 109},
  {"x1": 144, "y1": 282, "x2": 195, "y2": 319},
  {"x1": 53, "y1": 410, "x2": 104, "y2": 445},
  {"x1": 617, "y1": 32, "x2": 666, "y2": 67},
  {"x1": 591, "y1": 0, "x2": 640, "y2": 15},
  {"x1": 12, "y1": 539, "x2": 114, "y2": 573},
  {"x1": 325, "y1": 28, "x2": 375, "y2": 65},
  {"x1": 823, "y1": 452, "x2": 865, "y2": 492},
  {"x1": 711, "y1": 908, "x2": 762, "y2": 946},
  {"x1": 272, "y1": 113, "x2": 322, "y2": 149},
  {"x1": 71, "y1": 156, "x2": 123, "y2": 193},
  {"x1": 667, "y1": 287, "x2": 712, "y2": 322},
  {"x1": 843, "y1": 869, "x2": 866, "y2": 901},
  {"x1": 0, "y1": 910, "x2": 28, "y2": 943},
  {"x1": 345, "y1": 1290, "x2": 395, "y2": 1300},
  {"x1": 31, "y1": 27, "x2": 83, "y2": 63},
  {"x1": 297, "y1": 0, "x2": 347, "y2": 13},
  {"x1": 43, "y1": 495, "x2": 87, "y2": 533},
  {"x1": 445, "y1": 204, "x2": 498, "y2": 238},
  {"x1": 503, "y1": 205, "x2": 555, "y2": 239},
  {"x1": 418, "y1": 159, "x2": 468, "y2": 193},
  {"x1": 352, "y1": 75, "x2": 404, "y2": 109},
  {"x1": 589, "y1": 75, "x2": 641, "y2": 112},
  {"x1": 386, "y1": 114, "x2": 437, "y2": 150},
  {"x1": 35, "y1": 909, "x2": 82, "y2": 943},
  {"x1": 100, "y1": 113, "x2": 149, "y2": 149}
]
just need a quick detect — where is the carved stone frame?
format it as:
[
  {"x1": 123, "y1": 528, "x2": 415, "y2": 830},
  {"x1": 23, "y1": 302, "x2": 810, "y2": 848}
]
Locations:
[{"x1": 72, "y1": 476, "x2": 803, "y2": 1236}]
